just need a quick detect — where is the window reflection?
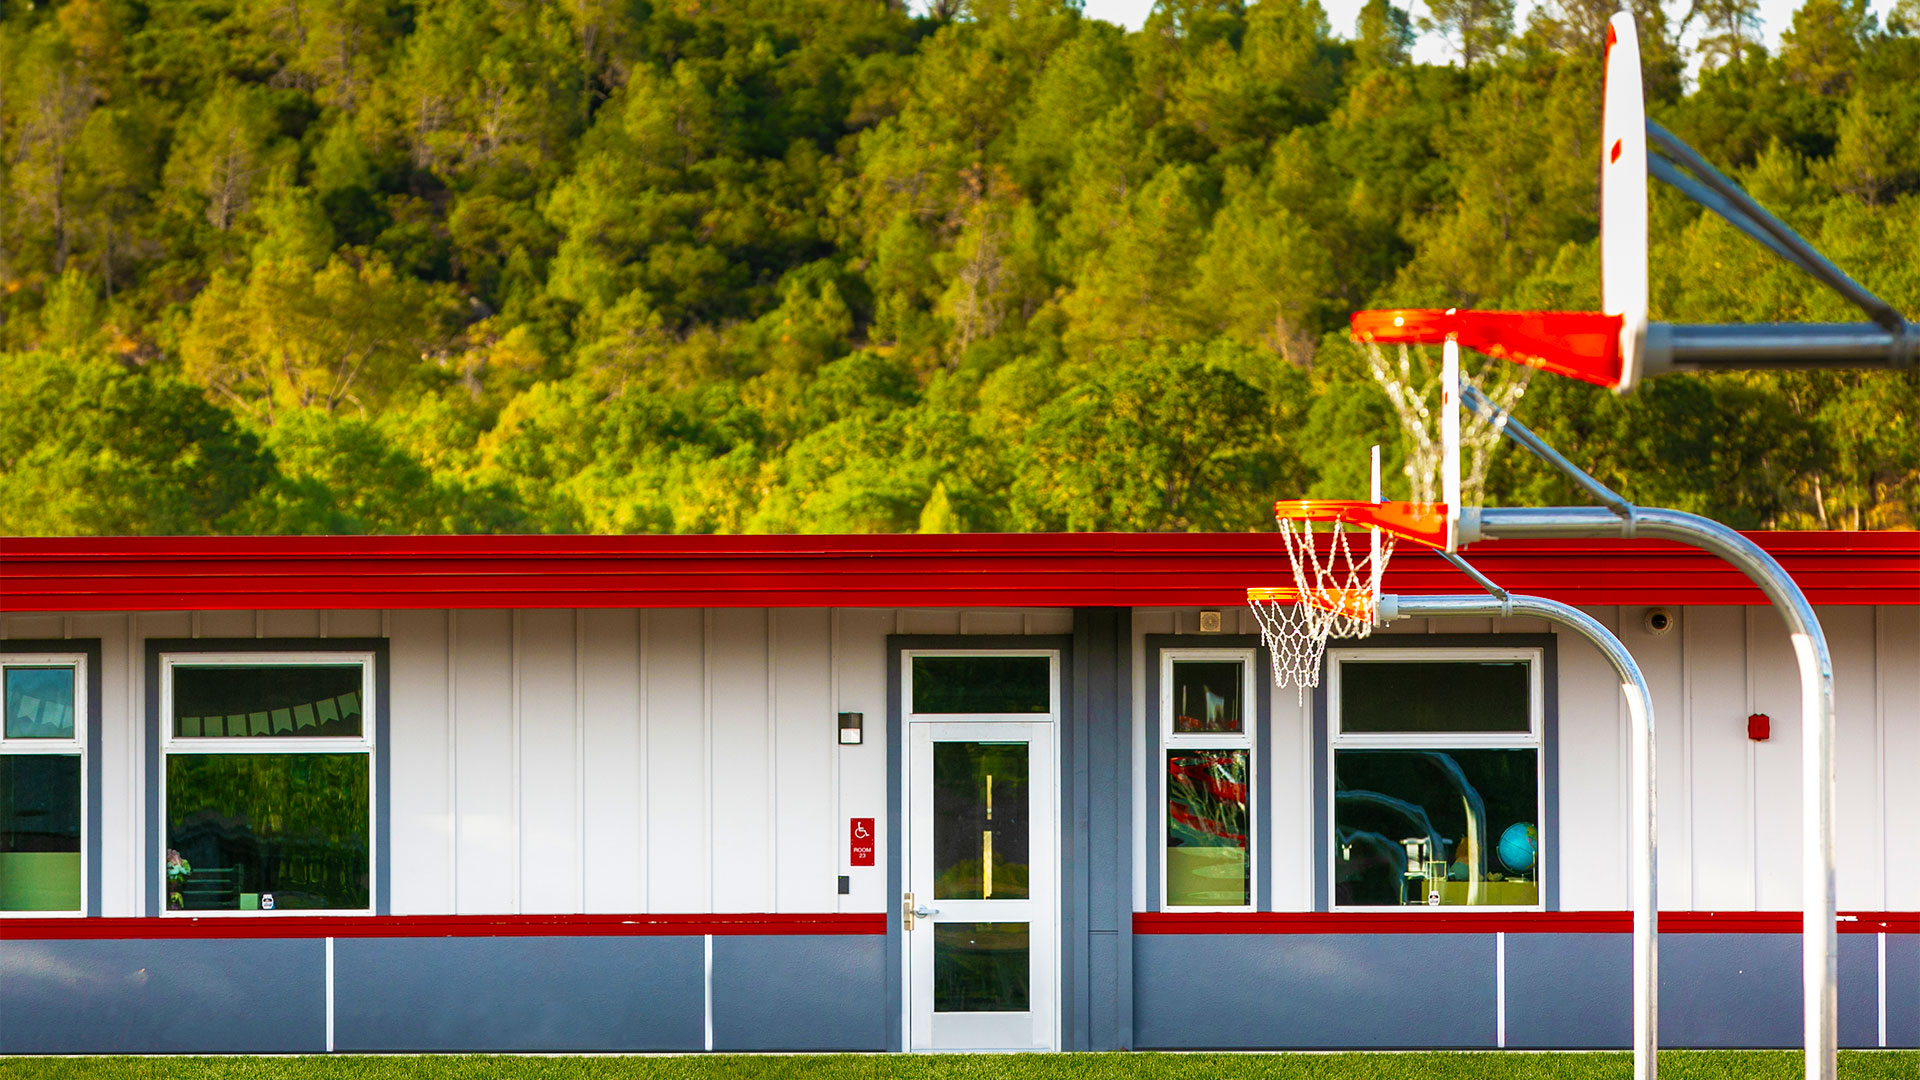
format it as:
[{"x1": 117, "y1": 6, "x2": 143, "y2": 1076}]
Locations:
[
  {"x1": 1333, "y1": 748, "x2": 1538, "y2": 907},
  {"x1": 1166, "y1": 748, "x2": 1249, "y2": 907}
]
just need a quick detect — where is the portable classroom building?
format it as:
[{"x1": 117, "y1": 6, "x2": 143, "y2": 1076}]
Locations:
[{"x1": 1, "y1": 532, "x2": 1915, "y2": 1054}]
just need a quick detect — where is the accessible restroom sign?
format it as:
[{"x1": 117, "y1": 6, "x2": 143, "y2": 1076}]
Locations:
[{"x1": 850, "y1": 818, "x2": 875, "y2": 866}]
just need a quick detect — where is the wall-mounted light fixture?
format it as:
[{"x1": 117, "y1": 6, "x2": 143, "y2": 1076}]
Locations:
[{"x1": 839, "y1": 711, "x2": 864, "y2": 745}]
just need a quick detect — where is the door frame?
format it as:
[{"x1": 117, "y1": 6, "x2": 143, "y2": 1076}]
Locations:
[{"x1": 887, "y1": 637, "x2": 1072, "y2": 1053}]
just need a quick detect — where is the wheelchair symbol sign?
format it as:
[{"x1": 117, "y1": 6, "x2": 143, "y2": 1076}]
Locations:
[{"x1": 850, "y1": 818, "x2": 875, "y2": 866}]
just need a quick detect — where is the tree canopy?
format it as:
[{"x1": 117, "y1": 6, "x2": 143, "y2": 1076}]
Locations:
[{"x1": 2, "y1": 0, "x2": 1915, "y2": 536}]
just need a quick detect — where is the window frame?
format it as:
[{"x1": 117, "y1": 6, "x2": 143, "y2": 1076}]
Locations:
[
  {"x1": 1326, "y1": 646, "x2": 1546, "y2": 914},
  {"x1": 1159, "y1": 647, "x2": 1258, "y2": 914},
  {"x1": 156, "y1": 649, "x2": 378, "y2": 918},
  {"x1": 0, "y1": 651, "x2": 89, "y2": 917},
  {"x1": 902, "y1": 648, "x2": 1061, "y2": 724}
]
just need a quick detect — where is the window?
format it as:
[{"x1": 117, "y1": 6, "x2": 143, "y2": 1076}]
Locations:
[
  {"x1": 160, "y1": 652, "x2": 375, "y2": 914},
  {"x1": 1, "y1": 654, "x2": 87, "y2": 914},
  {"x1": 1329, "y1": 649, "x2": 1544, "y2": 910},
  {"x1": 1161, "y1": 649, "x2": 1256, "y2": 910}
]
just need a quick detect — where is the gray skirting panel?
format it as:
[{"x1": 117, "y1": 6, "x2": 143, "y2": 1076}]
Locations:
[
  {"x1": 0, "y1": 938, "x2": 325, "y2": 1053},
  {"x1": 1136, "y1": 932, "x2": 1906, "y2": 1051},
  {"x1": 333, "y1": 936, "x2": 704, "y2": 1051},
  {"x1": 710, "y1": 935, "x2": 888, "y2": 1050},
  {"x1": 1134, "y1": 932, "x2": 1500, "y2": 1048}
]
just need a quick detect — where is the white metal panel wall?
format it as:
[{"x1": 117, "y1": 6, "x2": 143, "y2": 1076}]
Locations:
[
  {"x1": 1120, "y1": 604, "x2": 1918, "y2": 915},
  {"x1": 3, "y1": 601, "x2": 1911, "y2": 919}
]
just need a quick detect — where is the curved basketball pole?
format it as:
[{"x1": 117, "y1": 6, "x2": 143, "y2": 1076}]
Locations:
[
  {"x1": 1447, "y1": 383, "x2": 1839, "y2": 1080},
  {"x1": 1256, "y1": 521, "x2": 1661, "y2": 1079},
  {"x1": 1377, "y1": 590, "x2": 1659, "y2": 1080}
]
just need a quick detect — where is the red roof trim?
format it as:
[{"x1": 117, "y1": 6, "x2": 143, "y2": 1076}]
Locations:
[{"x1": 3, "y1": 532, "x2": 1915, "y2": 612}]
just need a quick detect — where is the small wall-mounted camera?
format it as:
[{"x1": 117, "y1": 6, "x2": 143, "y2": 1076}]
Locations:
[{"x1": 1643, "y1": 608, "x2": 1675, "y2": 636}]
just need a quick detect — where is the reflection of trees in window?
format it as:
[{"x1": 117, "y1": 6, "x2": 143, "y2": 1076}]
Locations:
[
  {"x1": 1166, "y1": 749, "x2": 1249, "y2": 907},
  {"x1": 166, "y1": 753, "x2": 369, "y2": 911}
]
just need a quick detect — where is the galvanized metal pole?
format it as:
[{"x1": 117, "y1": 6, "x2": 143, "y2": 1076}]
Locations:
[
  {"x1": 1462, "y1": 506, "x2": 1838, "y2": 1080},
  {"x1": 1383, "y1": 593, "x2": 1658, "y2": 1079}
]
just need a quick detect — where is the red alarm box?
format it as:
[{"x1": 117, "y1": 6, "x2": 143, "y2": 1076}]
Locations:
[{"x1": 1748, "y1": 713, "x2": 1770, "y2": 741}]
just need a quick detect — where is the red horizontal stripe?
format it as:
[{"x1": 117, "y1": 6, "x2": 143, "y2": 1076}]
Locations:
[
  {"x1": 3, "y1": 532, "x2": 1913, "y2": 612},
  {"x1": 1133, "y1": 911, "x2": 1917, "y2": 934},
  {"x1": 0, "y1": 912, "x2": 887, "y2": 941}
]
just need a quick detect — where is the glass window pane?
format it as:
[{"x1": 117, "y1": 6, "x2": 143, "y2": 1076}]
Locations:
[
  {"x1": 0, "y1": 754, "x2": 82, "y2": 911},
  {"x1": 1333, "y1": 747, "x2": 1539, "y2": 908},
  {"x1": 173, "y1": 665, "x2": 364, "y2": 738},
  {"x1": 934, "y1": 922, "x2": 1029, "y2": 1012},
  {"x1": 933, "y1": 741, "x2": 1029, "y2": 900},
  {"x1": 5, "y1": 667, "x2": 76, "y2": 739},
  {"x1": 1166, "y1": 748, "x2": 1249, "y2": 907},
  {"x1": 911, "y1": 656, "x2": 1049, "y2": 714},
  {"x1": 166, "y1": 753, "x2": 370, "y2": 911},
  {"x1": 1172, "y1": 660, "x2": 1243, "y2": 734},
  {"x1": 1340, "y1": 661, "x2": 1531, "y2": 734}
]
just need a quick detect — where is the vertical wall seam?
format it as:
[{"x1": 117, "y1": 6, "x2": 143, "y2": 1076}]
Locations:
[
  {"x1": 128, "y1": 613, "x2": 139, "y2": 916},
  {"x1": 1682, "y1": 602, "x2": 1697, "y2": 908},
  {"x1": 575, "y1": 608, "x2": 588, "y2": 914},
  {"x1": 324, "y1": 936, "x2": 336, "y2": 1053},
  {"x1": 703, "y1": 933, "x2": 715, "y2": 1051},
  {"x1": 447, "y1": 611, "x2": 459, "y2": 914},
  {"x1": 639, "y1": 609, "x2": 651, "y2": 913},
  {"x1": 190, "y1": 611, "x2": 200, "y2": 638},
  {"x1": 1745, "y1": 604, "x2": 1758, "y2": 910},
  {"x1": 831, "y1": 610, "x2": 843, "y2": 915},
  {"x1": 254, "y1": 610, "x2": 263, "y2": 639},
  {"x1": 1495, "y1": 931, "x2": 1507, "y2": 1048},
  {"x1": 766, "y1": 609, "x2": 779, "y2": 912},
  {"x1": 320, "y1": 610, "x2": 330, "y2": 638},
  {"x1": 511, "y1": 609, "x2": 523, "y2": 915},
  {"x1": 1877, "y1": 931, "x2": 1888, "y2": 1048},
  {"x1": 703, "y1": 608, "x2": 714, "y2": 912},
  {"x1": 1873, "y1": 606, "x2": 1888, "y2": 912}
]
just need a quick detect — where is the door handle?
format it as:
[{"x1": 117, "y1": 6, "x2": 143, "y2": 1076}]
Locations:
[{"x1": 903, "y1": 893, "x2": 941, "y2": 930}]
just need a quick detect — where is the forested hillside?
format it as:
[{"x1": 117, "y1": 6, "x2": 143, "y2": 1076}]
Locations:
[{"x1": 2, "y1": 0, "x2": 1916, "y2": 536}]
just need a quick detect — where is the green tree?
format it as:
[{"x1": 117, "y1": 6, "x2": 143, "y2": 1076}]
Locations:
[{"x1": 0, "y1": 353, "x2": 272, "y2": 534}]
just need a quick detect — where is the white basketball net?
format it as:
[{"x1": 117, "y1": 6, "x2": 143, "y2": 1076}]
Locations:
[{"x1": 1248, "y1": 518, "x2": 1396, "y2": 699}]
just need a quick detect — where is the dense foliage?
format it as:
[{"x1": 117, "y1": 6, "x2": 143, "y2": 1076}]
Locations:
[{"x1": 2, "y1": 0, "x2": 1916, "y2": 536}]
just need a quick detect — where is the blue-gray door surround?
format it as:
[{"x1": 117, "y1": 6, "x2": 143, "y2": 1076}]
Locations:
[{"x1": 885, "y1": 609, "x2": 1134, "y2": 1052}]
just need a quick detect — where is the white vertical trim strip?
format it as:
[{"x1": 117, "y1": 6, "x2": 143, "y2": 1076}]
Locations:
[
  {"x1": 639, "y1": 610, "x2": 651, "y2": 912},
  {"x1": 1878, "y1": 931, "x2": 1888, "y2": 1048},
  {"x1": 703, "y1": 609, "x2": 714, "y2": 912},
  {"x1": 766, "y1": 609, "x2": 779, "y2": 912},
  {"x1": 129, "y1": 613, "x2": 140, "y2": 916},
  {"x1": 447, "y1": 611, "x2": 460, "y2": 914},
  {"x1": 324, "y1": 936, "x2": 336, "y2": 1052},
  {"x1": 575, "y1": 609, "x2": 588, "y2": 913},
  {"x1": 1496, "y1": 931, "x2": 1507, "y2": 1048},
  {"x1": 703, "y1": 933, "x2": 715, "y2": 1051},
  {"x1": 190, "y1": 611, "x2": 201, "y2": 638},
  {"x1": 511, "y1": 609, "x2": 523, "y2": 914}
]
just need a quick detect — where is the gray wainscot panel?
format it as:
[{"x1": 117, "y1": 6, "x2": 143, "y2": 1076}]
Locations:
[
  {"x1": 0, "y1": 938, "x2": 324, "y2": 1053},
  {"x1": 710, "y1": 935, "x2": 887, "y2": 1050},
  {"x1": 1504, "y1": 932, "x2": 1631, "y2": 1048},
  {"x1": 1838, "y1": 933, "x2": 1879, "y2": 1049},
  {"x1": 1658, "y1": 933, "x2": 1800, "y2": 1048},
  {"x1": 333, "y1": 936, "x2": 703, "y2": 1051},
  {"x1": 1134, "y1": 933, "x2": 1497, "y2": 1049},
  {"x1": 1889, "y1": 934, "x2": 1920, "y2": 1049}
]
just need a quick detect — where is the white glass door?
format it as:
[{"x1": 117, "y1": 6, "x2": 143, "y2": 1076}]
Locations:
[{"x1": 906, "y1": 721, "x2": 1056, "y2": 1051}]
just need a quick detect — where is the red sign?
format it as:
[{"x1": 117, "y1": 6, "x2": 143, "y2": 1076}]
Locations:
[{"x1": 849, "y1": 818, "x2": 875, "y2": 867}]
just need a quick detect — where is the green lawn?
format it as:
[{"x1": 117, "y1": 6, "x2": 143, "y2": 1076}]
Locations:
[{"x1": 0, "y1": 1054, "x2": 1914, "y2": 1080}]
